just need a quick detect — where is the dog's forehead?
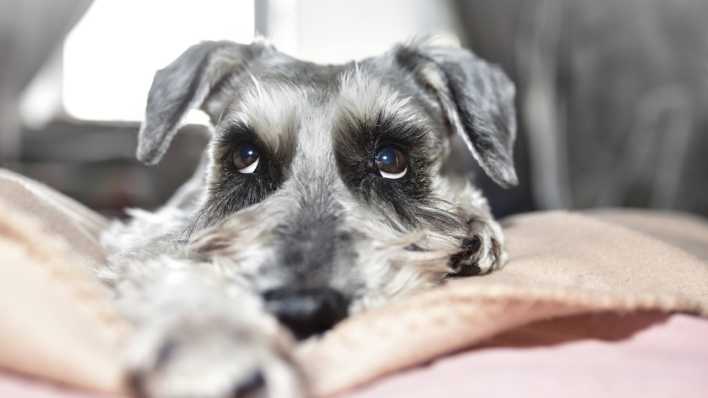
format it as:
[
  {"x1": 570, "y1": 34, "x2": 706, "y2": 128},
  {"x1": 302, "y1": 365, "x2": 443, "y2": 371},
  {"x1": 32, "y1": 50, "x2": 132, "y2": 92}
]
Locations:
[{"x1": 217, "y1": 58, "x2": 415, "y2": 153}]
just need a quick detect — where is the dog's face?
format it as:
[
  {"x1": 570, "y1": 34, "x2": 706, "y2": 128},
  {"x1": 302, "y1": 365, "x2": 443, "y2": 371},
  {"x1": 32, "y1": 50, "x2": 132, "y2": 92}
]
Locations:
[{"x1": 137, "y1": 40, "x2": 516, "y2": 339}]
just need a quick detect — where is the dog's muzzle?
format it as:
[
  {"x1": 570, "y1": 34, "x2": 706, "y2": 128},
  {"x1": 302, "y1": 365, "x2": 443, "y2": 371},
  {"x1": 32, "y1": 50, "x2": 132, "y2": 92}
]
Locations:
[{"x1": 263, "y1": 287, "x2": 349, "y2": 339}]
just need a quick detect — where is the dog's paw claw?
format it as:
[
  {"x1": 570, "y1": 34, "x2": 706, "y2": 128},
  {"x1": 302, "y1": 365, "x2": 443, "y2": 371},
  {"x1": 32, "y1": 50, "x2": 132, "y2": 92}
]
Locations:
[
  {"x1": 230, "y1": 370, "x2": 266, "y2": 398},
  {"x1": 449, "y1": 219, "x2": 507, "y2": 276}
]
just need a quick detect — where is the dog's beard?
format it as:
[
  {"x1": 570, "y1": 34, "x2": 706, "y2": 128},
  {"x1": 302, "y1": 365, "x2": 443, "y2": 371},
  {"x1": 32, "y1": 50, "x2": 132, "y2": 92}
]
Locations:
[{"x1": 188, "y1": 197, "x2": 467, "y2": 313}]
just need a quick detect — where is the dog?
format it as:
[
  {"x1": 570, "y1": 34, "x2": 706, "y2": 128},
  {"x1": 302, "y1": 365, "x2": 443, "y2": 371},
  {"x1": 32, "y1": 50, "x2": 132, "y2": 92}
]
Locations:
[{"x1": 99, "y1": 38, "x2": 517, "y2": 398}]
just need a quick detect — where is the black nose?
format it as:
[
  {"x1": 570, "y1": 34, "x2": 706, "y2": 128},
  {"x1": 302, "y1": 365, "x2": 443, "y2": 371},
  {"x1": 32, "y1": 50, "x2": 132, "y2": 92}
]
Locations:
[{"x1": 263, "y1": 287, "x2": 349, "y2": 340}]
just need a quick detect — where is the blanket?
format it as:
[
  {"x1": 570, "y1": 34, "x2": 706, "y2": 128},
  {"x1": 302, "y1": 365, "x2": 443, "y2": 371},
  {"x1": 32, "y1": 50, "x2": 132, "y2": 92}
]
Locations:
[{"x1": 0, "y1": 169, "x2": 706, "y2": 396}]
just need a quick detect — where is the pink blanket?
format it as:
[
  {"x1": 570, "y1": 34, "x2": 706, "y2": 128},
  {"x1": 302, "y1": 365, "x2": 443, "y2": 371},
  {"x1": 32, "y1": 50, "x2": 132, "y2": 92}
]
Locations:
[
  {"x1": 352, "y1": 313, "x2": 708, "y2": 397},
  {"x1": 3, "y1": 313, "x2": 707, "y2": 397}
]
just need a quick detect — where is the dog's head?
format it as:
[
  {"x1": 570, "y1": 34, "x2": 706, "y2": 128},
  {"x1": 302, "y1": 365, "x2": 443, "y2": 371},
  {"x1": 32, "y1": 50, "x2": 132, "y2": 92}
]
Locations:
[{"x1": 138, "y1": 39, "x2": 516, "y2": 339}]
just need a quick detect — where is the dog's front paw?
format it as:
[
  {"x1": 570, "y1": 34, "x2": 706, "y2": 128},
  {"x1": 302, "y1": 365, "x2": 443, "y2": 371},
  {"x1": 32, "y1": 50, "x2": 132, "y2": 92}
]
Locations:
[
  {"x1": 125, "y1": 314, "x2": 305, "y2": 398},
  {"x1": 449, "y1": 218, "x2": 507, "y2": 276}
]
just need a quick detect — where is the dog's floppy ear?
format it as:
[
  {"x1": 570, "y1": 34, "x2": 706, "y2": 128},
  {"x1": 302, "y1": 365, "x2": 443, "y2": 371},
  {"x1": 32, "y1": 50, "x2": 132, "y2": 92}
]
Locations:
[
  {"x1": 137, "y1": 40, "x2": 271, "y2": 165},
  {"x1": 395, "y1": 44, "x2": 518, "y2": 188}
]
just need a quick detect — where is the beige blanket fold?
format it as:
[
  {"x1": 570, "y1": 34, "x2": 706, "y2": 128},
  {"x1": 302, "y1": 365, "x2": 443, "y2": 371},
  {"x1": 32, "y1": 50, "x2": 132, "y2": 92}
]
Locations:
[
  {"x1": 0, "y1": 171, "x2": 130, "y2": 394},
  {"x1": 0, "y1": 168, "x2": 707, "y2": 396}
]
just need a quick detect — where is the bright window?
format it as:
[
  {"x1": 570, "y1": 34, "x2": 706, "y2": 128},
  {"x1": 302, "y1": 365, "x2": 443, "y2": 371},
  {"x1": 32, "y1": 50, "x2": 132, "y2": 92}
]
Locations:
[{"x1": 62, "y1": 0, "x2": 254, "y2": 122}]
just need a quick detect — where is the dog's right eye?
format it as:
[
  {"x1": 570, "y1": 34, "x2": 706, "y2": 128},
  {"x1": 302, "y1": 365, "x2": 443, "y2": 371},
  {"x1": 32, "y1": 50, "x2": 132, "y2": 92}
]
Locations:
[
  {"x1": 233, "y1": 143, "x2": 260, "y2": 173},
  {"x1": 375, "y1": 145, "x2": 408, "y2": 179}
]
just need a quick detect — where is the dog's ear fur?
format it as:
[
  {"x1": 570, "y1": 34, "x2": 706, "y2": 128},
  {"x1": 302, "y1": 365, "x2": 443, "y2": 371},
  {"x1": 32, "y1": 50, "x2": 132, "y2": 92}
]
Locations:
[
  {"x1": 395, "y1": 44, "x2": 518, "y2": 188},
  {"x1": 137, "y1": 40, "x2": 271, "y2": 165}
]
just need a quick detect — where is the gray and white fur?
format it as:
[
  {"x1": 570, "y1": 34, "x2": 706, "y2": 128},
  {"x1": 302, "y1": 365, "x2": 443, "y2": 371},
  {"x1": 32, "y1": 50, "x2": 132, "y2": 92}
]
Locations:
[{"x1": 100, "y1": 38, "x2": 517, "y2": 398}]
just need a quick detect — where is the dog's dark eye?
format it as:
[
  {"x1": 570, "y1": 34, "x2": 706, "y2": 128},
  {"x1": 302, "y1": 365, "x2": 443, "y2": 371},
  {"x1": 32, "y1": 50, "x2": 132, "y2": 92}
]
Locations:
[
  {"x1": 375, "y1": 145, "x2": 408, "y2": 179},
  {"x1": 233, "y1": 143, "x2": 260, "y2": 173}
]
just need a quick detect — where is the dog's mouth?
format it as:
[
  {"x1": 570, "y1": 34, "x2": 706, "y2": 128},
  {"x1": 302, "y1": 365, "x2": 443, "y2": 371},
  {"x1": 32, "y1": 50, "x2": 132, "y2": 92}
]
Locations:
[{"x1": 262, "y1": 287, "x2": 350, "y2": 340}]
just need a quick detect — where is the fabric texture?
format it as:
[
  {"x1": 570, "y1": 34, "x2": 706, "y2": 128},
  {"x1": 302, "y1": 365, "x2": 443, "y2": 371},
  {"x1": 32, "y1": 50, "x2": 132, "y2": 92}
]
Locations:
[
  {"x1": 0, "y1": 168, "x2": 706, "y2": 396},
  {"x1": 348, "y1": 312, "x2": 708, "y2": 398},
  {"x1": 0, "y1": 170, "x2": 129, "y2": 393}
]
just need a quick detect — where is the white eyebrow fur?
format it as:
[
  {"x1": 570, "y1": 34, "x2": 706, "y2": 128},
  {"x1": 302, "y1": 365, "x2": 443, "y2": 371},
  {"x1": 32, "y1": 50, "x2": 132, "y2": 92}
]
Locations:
[{"x1": 222, "y1": 79, "x2": 304, "y2": 155}]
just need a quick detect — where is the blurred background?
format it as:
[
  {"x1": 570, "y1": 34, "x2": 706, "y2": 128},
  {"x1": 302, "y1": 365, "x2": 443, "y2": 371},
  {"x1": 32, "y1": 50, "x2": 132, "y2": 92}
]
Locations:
[{"x1": 1, "y1": 0, "x2": 707, "y2": 218}]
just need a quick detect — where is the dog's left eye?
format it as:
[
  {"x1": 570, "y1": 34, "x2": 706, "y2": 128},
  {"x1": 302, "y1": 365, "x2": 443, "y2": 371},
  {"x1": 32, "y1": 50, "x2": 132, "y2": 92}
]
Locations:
[
  {"x1": 375, "y1": 145, "x2": 408, "y2": 179},
  {"x1": 233, "y1": 143, "x2": 260, "y2": 173}
]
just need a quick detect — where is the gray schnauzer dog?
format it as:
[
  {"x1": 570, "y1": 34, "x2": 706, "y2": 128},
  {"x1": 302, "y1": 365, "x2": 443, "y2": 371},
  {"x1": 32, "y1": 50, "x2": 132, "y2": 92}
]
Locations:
[{"x1": 100, "y1": 38, "x2": 517, "y2": 398}]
